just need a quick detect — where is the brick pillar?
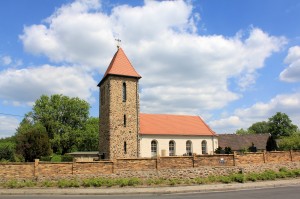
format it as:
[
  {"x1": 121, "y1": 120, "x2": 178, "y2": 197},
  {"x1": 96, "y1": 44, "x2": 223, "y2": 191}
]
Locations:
[
  {"x1": 233, "y1": 152, "x2": 237, "y2": 166},
  {"x1": 72, "y1": 159, "x2": 76, "y2": 175},
  {"x1": 290, "y1": 150, "x2": 293, "y2": 162},
  {"x1": 192, "y1": 154, "x2": 196, "y2": 168},
  {"x1": 34, "y1": 159, "x2": 39, "y2": 178},
  {"x1": 156, "y1": 156, "x2": 160, "y2": 170}
]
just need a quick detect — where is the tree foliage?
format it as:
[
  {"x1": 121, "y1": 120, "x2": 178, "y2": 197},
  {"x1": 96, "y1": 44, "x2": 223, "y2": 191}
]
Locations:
[
  {"x1": 23, "y1": 94, "x2": 90, "y2": 154},
  {"x1": 266, "y1": 135, "x2": 278, "y2": 151},
  {"x1": 235, "y1": 112, "x2": 298, "y2": 139},
  {"x1": 224, "y1": 147, "x2": 232, "y2": 154},
  {"x1": 268, "y1": 112, "x2": 298, "y2": 139},
  {"x1": 248, "y1": 121, "x2": 269, "y2": 134},
  {"x1": 236, "y1": 128, "x2": 251, "y2": 135},
  {"x1": 278, "y1": 133, "x2": 300, "y2": 150},
  {"x1": 75, "y1": 117, "x2": 99, "y2": 151},
  {"x1": 16, "y1": 123, "x2": 51, "y2": 162},
  {"x1": 0, "y1": 141, "x2": 16, "y2": 162}
]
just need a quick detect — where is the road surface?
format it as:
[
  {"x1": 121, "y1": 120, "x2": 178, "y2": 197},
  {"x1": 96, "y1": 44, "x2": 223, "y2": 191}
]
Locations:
[{"x1": 1, "y1": 185, "x2": 300, "y2": 199}]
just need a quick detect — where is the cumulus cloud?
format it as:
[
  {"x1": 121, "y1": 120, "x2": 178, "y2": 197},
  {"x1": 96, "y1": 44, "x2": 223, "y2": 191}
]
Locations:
[
  {"x1": 0, "y1": 65, "x2": 97, "y2": 105},
  {"x1": 209, "y1": 92, "x2": 300, "y2": 133},
  {"x1": 0, "y1": 55, "x2": 22, "y2": 67},
  {"x1": 20, "y1": 0, "x2": 115, "y2": 69},
  {"x1": 0, "y1": 116, "x2": 20, "y2": 138},
  {"x1": 280, "y1": 46, "x2": 300, "y2": 82},
  {"x1": 16, "y1": 0, "x2": 286, "y2": 116},
  {"x1": 1, "y1": 56, "x2": 12, "y2": 65}
]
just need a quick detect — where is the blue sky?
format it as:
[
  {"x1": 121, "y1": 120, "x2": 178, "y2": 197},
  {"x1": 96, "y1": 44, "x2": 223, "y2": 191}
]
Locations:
[{"x1": 1, "y1": 0, "x2": 300, "y2": 138}]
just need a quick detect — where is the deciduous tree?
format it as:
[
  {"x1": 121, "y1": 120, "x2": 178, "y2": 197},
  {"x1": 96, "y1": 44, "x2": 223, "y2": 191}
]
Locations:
[
  {"x1": 24, "y1": 94, "x2": 90, "y2": 154},
  {"x1": 268, "y1": 112, "x2": 298, "y2": 139},
  {"x1": 16, "y1": 123, "x2": 51, "y2": 162}
]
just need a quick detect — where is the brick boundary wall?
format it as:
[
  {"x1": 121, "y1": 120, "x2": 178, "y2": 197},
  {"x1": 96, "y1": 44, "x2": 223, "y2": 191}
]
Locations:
[{"x1": 1, "y1": 151, "x2": 300, "y2": 182}]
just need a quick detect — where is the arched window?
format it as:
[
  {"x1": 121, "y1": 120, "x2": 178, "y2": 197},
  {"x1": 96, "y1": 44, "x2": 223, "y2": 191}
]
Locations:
[
  {"x1": 186, "y1": 140, "x2": 192, "y2": 155},
  {"x1": 122, "y1": 82, "x2": 126, "y2": 102},
  {"x1": 124, "y1": 141, "x2": 127, "y2": 154},
  {"x1": 169, "y1": 140, "x2": 175, "y2": 156},
  {"x1": 123, "y1": 114, "x2": 126, "y2": 127},
  {"x1": 202, "y1": 140, "x2": 207, "y2": 154},
  {"x1": 151, "y1": 140, "x2": 157, "y2": 157}
]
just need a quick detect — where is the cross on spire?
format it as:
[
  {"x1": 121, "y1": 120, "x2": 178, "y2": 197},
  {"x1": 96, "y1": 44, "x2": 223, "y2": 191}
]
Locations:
[{"x1": 115, "y1": 38, "x2": 121, "y2": 49}]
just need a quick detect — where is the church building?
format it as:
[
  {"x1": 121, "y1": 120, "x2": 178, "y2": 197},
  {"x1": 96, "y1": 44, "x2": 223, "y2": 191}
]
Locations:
[{"x1": 98, "y1": 47, "x2": 218, "y2": 160}]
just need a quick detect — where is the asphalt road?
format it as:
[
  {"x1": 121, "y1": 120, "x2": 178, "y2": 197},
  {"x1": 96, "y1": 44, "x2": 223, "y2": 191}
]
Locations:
[{"x1": 1, "y1": 185, "x2": 300, "y2": 199}]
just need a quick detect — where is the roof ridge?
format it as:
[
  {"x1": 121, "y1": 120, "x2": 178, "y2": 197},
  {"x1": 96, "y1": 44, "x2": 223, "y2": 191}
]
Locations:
[{"x1": 196, "y1": 116, "x2": 217, "y2": 136}]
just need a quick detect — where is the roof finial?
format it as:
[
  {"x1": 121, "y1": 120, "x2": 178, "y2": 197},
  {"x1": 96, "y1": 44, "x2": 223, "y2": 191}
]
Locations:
[{"x1": 115, "y1": 38, "x2": 121, "y2": 49}]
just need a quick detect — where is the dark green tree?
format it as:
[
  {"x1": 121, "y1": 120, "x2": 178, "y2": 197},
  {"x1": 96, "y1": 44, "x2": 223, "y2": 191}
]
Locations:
[
  {"x1": 16, "y1": 123, "x2": 51, "y2": 162},
  {"x1": 224, "y1": 147, "x2": 232, "y2": 154},
  {"x1": 0, "y1": 141, "x2": 16, "y2": 161},
  {"x1": 268, "y1": 112, "x2": 298, "y2": 139},
  {"x1": 23, "y1": 94, "x2": 90, "y2": 154},
  {"x1": 75, "y1": 117, "x2": 99, "y2": 151},
  {"x1": 248, "y1": 121, "x2": 269, "y2": 134},
  {"x1": 266, "y1": 135, "x2": 278, "y2": 151},
  {"x1": 248, "y1": 143, "x2": 257, "y2": 152},
  {"x1": 214, "y1": 147, "x2": 223, "y2": 154}
]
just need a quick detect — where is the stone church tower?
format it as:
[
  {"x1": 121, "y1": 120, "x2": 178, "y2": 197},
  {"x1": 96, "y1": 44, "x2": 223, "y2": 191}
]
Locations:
[{"x1": 98, "y1": 47, "x2": 141, "y2": 160}]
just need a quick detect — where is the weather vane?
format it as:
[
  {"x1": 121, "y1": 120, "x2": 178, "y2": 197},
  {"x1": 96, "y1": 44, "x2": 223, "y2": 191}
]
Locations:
[{"x1": 115, "y1": 38, "x2": 121, "y2": 49}]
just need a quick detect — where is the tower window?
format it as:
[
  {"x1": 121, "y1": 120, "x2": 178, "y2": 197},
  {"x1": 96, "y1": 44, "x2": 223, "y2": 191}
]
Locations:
[
  {"x1": 122, "y1": 82, "x2": 127, "y2": 102},
  {"x1": 123, "y1": 114, "x2": 126, "y2": 127},
  {"x1": 124, "y1": 141, "x2": 127, "y2": 154}
]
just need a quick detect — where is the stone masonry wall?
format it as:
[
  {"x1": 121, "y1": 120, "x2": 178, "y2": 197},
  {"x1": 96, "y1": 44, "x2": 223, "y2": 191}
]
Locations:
[
  {"x1": 99, "y1": 76, "x2": 140, "y2": 160},
  {"x1": 1, "y1": 151, "x2": 300, "y2": 182},
  {"x1": 0, "y1": 163, "x2": 34, "y2": 180}
]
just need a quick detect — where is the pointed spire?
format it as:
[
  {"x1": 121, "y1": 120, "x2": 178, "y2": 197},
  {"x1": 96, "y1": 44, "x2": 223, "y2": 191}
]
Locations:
[{"x1": 98, "y1": 47, "x2": 141, "y2": 86}]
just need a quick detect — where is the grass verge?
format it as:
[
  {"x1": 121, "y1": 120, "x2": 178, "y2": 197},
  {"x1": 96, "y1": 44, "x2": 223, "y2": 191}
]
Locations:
[{"x1": 1, "y1": 167, "x2": 300, "y2": 188}]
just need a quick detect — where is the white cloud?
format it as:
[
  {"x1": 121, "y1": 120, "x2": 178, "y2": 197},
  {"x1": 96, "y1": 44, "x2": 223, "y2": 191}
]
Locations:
[
  {"x1": 0, "y1": 55, "x2": 22, "y2": 67},
  {"x1": 20, "y1": 0, "x2": 115, "y2": 69},
  {"x1": 280, "y1": 46, "x2": 300, "y2": 82},
  {"x1": 17, "y1": 0, "x2": 286, "y2": 116},
  {"x1": 0, "y1": 65, "x2": 97, "y2": 105},
  {"x1": 0, "y1": 116, "x2": 20, "y2": 138},
  {"x1": 209, "y1": 92, "x2": 300, "y2": 133},
  {"x1": 1, "y1": 56, "x2": 12, "y2": 65}
]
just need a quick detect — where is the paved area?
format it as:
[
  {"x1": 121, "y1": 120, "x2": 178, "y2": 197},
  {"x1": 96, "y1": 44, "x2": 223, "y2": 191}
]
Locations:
[{"x1": 1, "y1": 178, "x2": 300, "y2": 195}]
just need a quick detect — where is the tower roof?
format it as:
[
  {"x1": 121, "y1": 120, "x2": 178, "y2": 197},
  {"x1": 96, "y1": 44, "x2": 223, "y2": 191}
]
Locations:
[{"x1": 98, "y1": 47, "x2": 141, "y2": 86}]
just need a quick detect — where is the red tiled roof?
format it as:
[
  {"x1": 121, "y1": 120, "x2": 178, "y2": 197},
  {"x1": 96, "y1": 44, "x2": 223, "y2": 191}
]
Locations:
[
  {"x1": 140, "y1": 113, "x2": 216, "y2": 136},
  {"x1": 100, "y1": 47, "x2": 141, "y2": 83}
]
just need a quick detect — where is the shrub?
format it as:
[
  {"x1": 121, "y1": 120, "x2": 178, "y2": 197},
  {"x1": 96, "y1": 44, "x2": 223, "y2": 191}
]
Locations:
[
  {"x1": 207, "y1": 175, "x2": 218, "y2": 183},
  {"x1": 168, "y1": 179, "x2": 181, "y2": 186},
  {"x1": 127, "y1": 178, "x2": 142, "y2": 186},
  {"x1": 40, "y1": 156, "x2": 52, "y2": 161},
  {"x1": 258, "y1": 170, "x2": 277, "y2": 181},
  {"x1": 219, "y1": 176, "x2": 232, "y2": 184},
  {"x1": 230, "y1": 173, "x2": 245, "y2": 183},
  {"x1": 61, "y1": 155, "x2": 73, "y2": 162},
  {"x1": 41, "y1": 180, "x2": 55, "y2": 187},
  {"x1": 246, "y1": 173, "x2": 258, "y2": 182},
  {"x1": 193, "y1": 177, "x2": 207, "y2": 184},
  {"x1": 57, "y1": 179, "x2": 80, "y2": 188}
]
